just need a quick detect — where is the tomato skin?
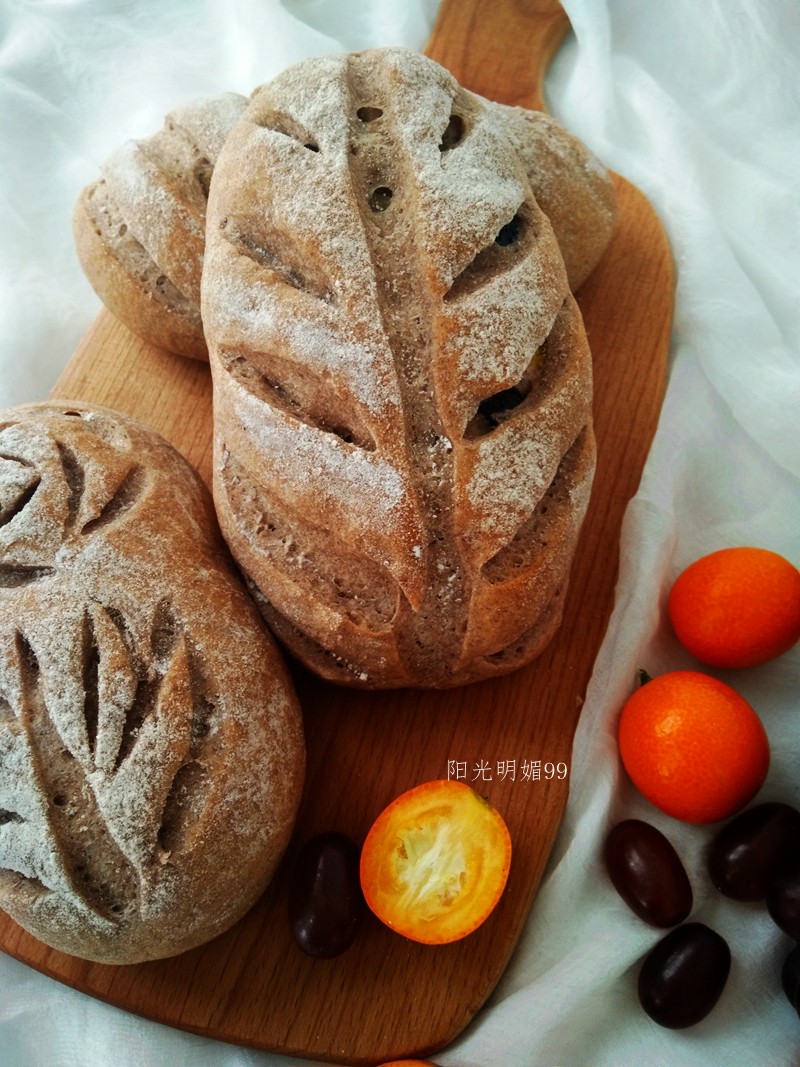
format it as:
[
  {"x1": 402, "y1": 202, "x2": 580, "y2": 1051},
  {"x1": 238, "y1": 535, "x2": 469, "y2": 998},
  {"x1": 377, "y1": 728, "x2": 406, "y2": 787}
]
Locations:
[
  {"x1": 618, "y1": 671, "x2": 770, "y2": 824},
  {"x1": 667, "y1": 546, "x2": 800, "y2": 668},
  {"x1": 359, "y1": 779, "x2": 511, "y2": 945},
  {"x1": 374, "y1": 1061, "x2": 437, "y2": 1066}
]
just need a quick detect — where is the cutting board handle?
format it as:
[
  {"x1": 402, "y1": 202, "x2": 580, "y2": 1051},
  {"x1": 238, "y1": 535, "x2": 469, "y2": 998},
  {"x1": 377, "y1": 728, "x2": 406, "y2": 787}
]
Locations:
[{"x1": 424, "y1": 0, "x2": 570, "y2": 110}]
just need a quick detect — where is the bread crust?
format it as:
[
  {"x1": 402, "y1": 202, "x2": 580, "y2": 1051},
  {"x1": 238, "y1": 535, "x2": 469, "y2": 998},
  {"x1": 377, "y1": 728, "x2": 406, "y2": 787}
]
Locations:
[
  {"x1": 72, "y1": 93, "x2": 248, "y2": 360},
  {"x1": 202, "y1": 48, "x2": 598, "y2": 688},
  {"x1": 487, "y1": 103, "x2": 617, "y2": 291},
  {"x1": 0, "y1": 401, "x2": 304, "y2": 963},
  {"x1": 72, "y1": 73, "x2": 615, "y2": 364}
]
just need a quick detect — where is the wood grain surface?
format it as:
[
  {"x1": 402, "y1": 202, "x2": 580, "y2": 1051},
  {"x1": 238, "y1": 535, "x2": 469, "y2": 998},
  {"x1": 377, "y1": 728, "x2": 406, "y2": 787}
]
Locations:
[{"x1": 0, "y1": 0, "x2": 675, "y2": 1062}]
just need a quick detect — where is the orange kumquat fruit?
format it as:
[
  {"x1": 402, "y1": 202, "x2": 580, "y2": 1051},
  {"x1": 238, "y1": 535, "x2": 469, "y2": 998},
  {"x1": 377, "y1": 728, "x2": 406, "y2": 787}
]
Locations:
[
  {"x1": 668, "y1": 546, "x2": 800, "y2": 669},
  {"x1": 360, "y1": 779, "x2": 511, "y2": 945},
  {"x1": 618, "y1": 670, "x2": 770, "y2": 824}
]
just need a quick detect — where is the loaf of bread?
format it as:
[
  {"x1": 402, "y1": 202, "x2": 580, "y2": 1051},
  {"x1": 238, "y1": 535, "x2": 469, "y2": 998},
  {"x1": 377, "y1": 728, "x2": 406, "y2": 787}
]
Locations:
[
  {"x1": 72, "y1": 63, "x2": 615, "y2": 361},
  {"x1": 73, "y1": 93, "x2": 247, "y2": 360},
  {"x1": 202, "y1": 47, "x2": 598, "y2": 689},
  {"x1": 487, "y1": 101, "x2": 617, "y2": 292},
  {"x1": 0, "y1": 402, "x2": 304, "y2": 963}
]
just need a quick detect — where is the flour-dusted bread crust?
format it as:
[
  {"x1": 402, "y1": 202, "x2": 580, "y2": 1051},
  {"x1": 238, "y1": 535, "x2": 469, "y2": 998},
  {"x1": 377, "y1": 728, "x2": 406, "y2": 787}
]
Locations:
[
  {"x1": 487, "y1": 103, "x2": 616, "y2": 292},
  {"x1": 71, "y1": 70, "x2": 615, "y2": 366},
  {"x1": 202, "y1": 48, "x2": 597, "y2": 689},
  {"x1": 73, "y1": 93, "x2": 248, "y2": 360},
  {"x1": 0, "y1": 402, "x2": 304, "y2": 963}
]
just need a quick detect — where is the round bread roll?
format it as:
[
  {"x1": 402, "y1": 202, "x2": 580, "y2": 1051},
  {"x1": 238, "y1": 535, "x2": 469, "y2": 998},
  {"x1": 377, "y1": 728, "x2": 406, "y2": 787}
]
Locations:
[
  {"x1": 0, "y1": 402, "x2": 305, "y2": 964},
  {"x1": 73, "y1": 92, "x2": 248, "y2": 361},
  {"x1": 202, "y1": 47, "x2": 597, "y2": 689}
]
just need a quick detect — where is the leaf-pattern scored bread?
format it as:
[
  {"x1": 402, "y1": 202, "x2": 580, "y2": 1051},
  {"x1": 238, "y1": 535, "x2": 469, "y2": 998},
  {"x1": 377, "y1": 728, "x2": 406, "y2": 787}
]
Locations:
[
  {"x1": 0, "y1": 402, "x2": 304, "y2": 963},
  {"x1": 202, "y1": 47, "x2": 598, "y2": 688},
  {"x1": 72, "y1": 61, "x2": 615, "y2": 361}
]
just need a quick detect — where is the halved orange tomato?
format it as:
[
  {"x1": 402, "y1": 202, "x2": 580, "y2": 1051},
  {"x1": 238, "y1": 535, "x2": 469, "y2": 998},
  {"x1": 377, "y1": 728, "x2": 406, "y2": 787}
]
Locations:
[
  {"x1": 374, "y1": 1061, "x2": 436, "y2": 1066},
  {"x1": 359, "y1": 779, "x2": 512, "y2": 945},
  {"x1": 374, "y1": 1061, "x2": 437, "y2": 1066}
]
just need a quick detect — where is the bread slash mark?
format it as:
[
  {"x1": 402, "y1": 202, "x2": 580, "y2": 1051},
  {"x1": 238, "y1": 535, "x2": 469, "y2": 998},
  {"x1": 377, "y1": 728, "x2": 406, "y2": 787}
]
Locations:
[
  {"x1": 14, "y1": 630, "x2": 138, "y2": 921},
  {"x1": 445, "y1": 208, "x2": 529, "y2": 302},
  {"x1": 81, "y1": 464, "x2": 147, "y2": 535},
  {"x1": 221, "y1": 217, "x2": 334, "y2": 303}
]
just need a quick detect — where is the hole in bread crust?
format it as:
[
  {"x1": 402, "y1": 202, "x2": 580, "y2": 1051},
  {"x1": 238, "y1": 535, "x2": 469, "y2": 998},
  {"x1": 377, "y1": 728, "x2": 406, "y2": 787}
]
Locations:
[
  {"x1": 495, "y1": 215, "x2": 523, "y2": 247},
  {"x1": 357, "y1": 106, "x2": 383, "y2": 122},
  {"x1": 111, "y1": 600, "x2": 180, "y2": 772},
  {"x1": 0, "y1": 694, "x2": 14, "y2": 725},
  {"x1": 15, "y1": 631, "x2": 38, "y2": 677},
  {"x1": 104, "y1": 606, "x2": 134, "y2": 655},
  {"x1": 369, "y1": 186, "x2": 393, "y2": 212},
  {"x1": 189, "y1": 693, "x2": 215, "y2": 748},
  {"x1": 445, "y1": 207, "x2": 531, "y2": 302},
  {"x1": 115, "y1": 681, "x2": 152, "y2": 770},
  {"x1": 439, "y1": 113, "x2": 465, "y2": 150},
  {"x1": 12, "y1": 628, "x2": 139, "y2": 919},
  {"x1": 464, "y1": 346, "x2": 546, "y2": 439},
  {"x1": 466, "y1": 384, "x2": 529, "y2": 436}
]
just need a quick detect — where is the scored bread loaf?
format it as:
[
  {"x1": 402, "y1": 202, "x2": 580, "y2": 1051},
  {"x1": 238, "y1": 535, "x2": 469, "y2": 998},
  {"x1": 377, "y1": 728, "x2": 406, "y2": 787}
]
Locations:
[
  {"x1": 0, "y1": 401, "x2": 304, "y2": 963},
  {"x1": 72, "y1": 69, "x2": 615, "y2": 360},
  {"x1": 202, "y1": 47, "x2": 599, "y2": 689},
  {"x1": 486, "y1": 102, "x2": 617, "y2": 292},
  {"x1": 73, "y1": 92, "x2": 248, "y2": 360}
]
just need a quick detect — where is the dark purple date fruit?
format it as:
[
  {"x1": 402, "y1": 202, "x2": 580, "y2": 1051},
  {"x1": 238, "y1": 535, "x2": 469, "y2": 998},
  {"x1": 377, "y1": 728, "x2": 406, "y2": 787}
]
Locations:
[
  {"x1": 289, "y1": 832, "x2": 365, "y2": 959},
  {"x1": 637, "y1": 922, "x2": 731, "y2": 1029},
  {"x1": 707, "y1": 802, "x2": 800, "y2": 901},
  {"x1": 782, "y1": 944, "x2": 800, "y2": 1015},
  {"x1": 767, "y1": 859, "x2": 800, "y2": 940},
  {"x1": 603, "y1": 819, "x2": 693, "y2": 927}
]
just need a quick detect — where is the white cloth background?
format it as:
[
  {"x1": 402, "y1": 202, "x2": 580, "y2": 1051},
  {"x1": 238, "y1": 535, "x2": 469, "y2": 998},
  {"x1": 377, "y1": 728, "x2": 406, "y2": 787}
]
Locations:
[{"x1": 1, "y1": 1, "x2": 798, "y2": 1064}]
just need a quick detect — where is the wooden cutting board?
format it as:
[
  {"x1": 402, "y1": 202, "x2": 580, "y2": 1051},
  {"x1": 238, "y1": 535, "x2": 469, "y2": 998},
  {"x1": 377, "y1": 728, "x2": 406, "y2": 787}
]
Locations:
[{"x1": 0, "y1": 0, "x2": 674, "y2": 1062}]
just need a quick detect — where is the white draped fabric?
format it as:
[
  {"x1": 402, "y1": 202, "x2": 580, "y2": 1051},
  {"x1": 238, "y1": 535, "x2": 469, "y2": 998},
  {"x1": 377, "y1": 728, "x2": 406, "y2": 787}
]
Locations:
[{"x1": 1, "y1": 2, "x2": 798, "y2": 1064}]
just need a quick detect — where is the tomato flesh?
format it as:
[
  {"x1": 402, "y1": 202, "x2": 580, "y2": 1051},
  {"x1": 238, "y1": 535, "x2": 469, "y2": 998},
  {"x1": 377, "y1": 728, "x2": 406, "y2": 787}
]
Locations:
[
  {"x1": 360, "y1": 780, "x2": 511, "y2": 944},
  {"x1": 375, "y1": 1061, "x2": 436, "y2": 1066}
]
